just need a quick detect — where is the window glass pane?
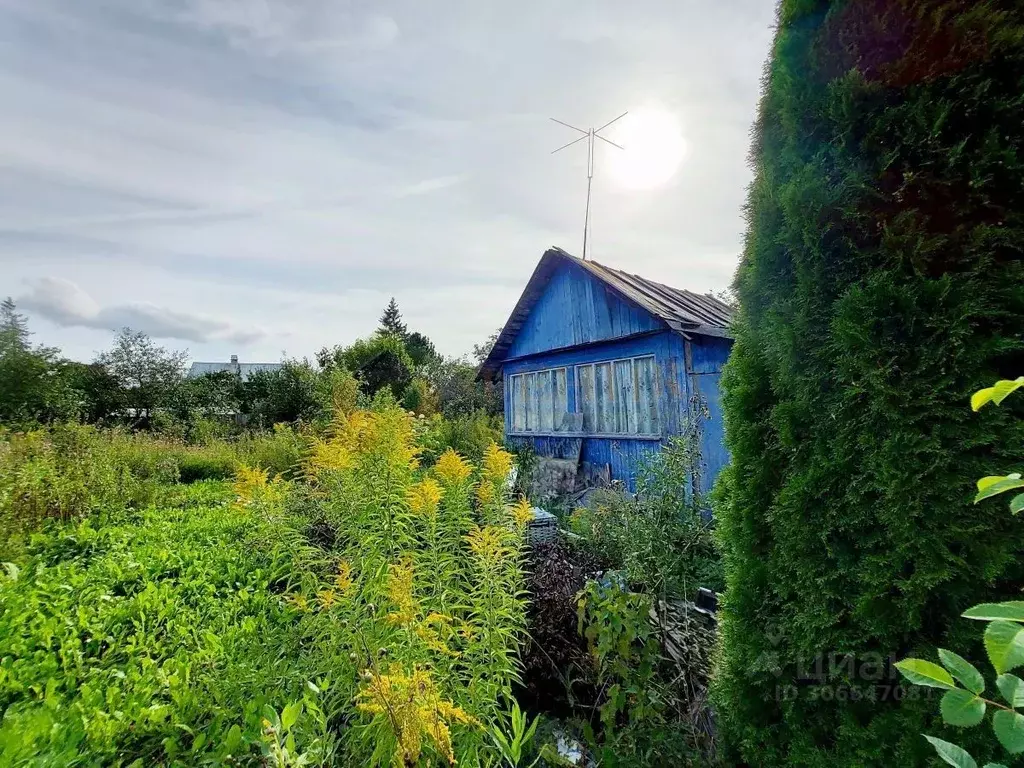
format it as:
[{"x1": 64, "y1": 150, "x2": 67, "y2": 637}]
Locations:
[
  {"x1": 578, "y1": 365, "x2": 595, "y2": 431},
  {"x1": 510, "y1": 368, "x2": 569, "y2": 433},
  {"x1": 553, "y1": 368, "x2": 568, "y2": 431},
  {"x1": 595, "y1": 362, "x2": 614, "y2": 433},
  {"x1": 635, "y1": 357, "x2": 658, "y2": 435},
  {"x1": 512, "y1": 375, "x2": 525, "y2": 432},
  {"x1": 538, "y1": 370, "x2": 554, "y2": 432},
  {"x1": 523, "y1": 373, "x2": 535, "y2": 431},
  {"x1": 614, "y1": 359, "x2": 634, "y2": 434}
]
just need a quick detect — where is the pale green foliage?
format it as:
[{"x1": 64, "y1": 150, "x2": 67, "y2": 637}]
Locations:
[
  {"x1": 577, "y1": 580, "x2": 664, "y2": 735},
  {"x1": 488, "y1": 700, "x2": 542, "y2": 768}
]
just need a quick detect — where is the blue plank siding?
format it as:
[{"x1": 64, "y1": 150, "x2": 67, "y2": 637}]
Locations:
[
  {"x1": 492, "y1": 253, "x2": 733, "y2": 498},
  {"x1": 506, "y1": 262, "x2": 663, "y2": 359},
  {"x1": 685, "y1": 333, "x2": 732, "y2": 495},
  {"x1": 687, "y1": 336, "x2": 733, "y2": 374},
  {"x1": 504, "y1": 331, "x2": 688, "y2": 492}
]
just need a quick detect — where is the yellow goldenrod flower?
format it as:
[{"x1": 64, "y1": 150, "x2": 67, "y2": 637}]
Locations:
[
  {"x1": 334, "y1": 559, "x2": 354, "y2": 594},
  {"x1": 408, "y1": 478, "x2": 443, "y2": 518},
  {"x1": 317, "y1": 588, "x2": 338, "y2": 610},
  {"x1": 386, "y1": 557, "x2": 417, "y2": 627},
  {"x1": 286, "y1": 593, "x2": 309, "y2": 612},
  {"x1": 306, "y1": 438, "x2": 354, "y2": 476},
  {"x1": 233, "y1": 464, "x2": 269, "y2": 505},
  {"x1": 433, "y1": 449, "x2": 472, "y2": 486},
  {"x1": 480, "y1": 442, "x2": 513, "y2": 483},
  {"x1": 356, "y1": 665, "x2": 479, "y2": 766},
  {"x1": 511, "y1": 497, "x2": 534, "y2": 530},
  {"x1": 232, "y1": 464, "x2": 287, "y2": 509},
  {"x1": 465, "y1": 525, "x2": 512, "y2": 565},
  {"x1": 476, "y1": 482, "x2": 495, "y2": 507}
]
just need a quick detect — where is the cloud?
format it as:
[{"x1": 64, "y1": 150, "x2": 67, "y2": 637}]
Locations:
[
  {"x1": 18, "y1": 277, "x2": 266, "y2": 345},
  {"x1": 173, "y1": 0, "x2": 399, "y2": 55},
  {"x1": 0, "y1": 0, "x2": 777, "y2": 363}
]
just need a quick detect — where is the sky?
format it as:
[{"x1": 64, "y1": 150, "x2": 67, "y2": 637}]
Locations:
[{"x1": 0, "y1": 0, "x2": 777, "y2": 364}]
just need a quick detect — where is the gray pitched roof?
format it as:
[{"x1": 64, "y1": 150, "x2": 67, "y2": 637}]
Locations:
[
  {"x1": 478, "y1": 247, "x2": 734, "y2": 381},
  {"x1": 187, "y1": 361, "x2": 283, "y2": 382}
]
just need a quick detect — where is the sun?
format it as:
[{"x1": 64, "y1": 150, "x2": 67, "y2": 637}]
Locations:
[{"x1": 605, "y1": 107, "x2": 687, "y2": 190}]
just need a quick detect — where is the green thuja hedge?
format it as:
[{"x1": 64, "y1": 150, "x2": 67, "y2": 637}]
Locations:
[{"x1": 713, "y1": 1, "x2": 1024, "y2": 765}]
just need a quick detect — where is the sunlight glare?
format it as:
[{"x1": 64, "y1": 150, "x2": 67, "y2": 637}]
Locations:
[{"x1": 606, "y1": 107, "x2": 687, "y2": 190}]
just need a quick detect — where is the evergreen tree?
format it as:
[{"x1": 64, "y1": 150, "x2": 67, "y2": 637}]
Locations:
[
  {"x1": 0, "y1": 297, "x2": 30, "y2": 351},
  {"x1": 378, "y1": 298, "x2": 407, "y2": 339},
  {"x1": 0, "y1": 298, "x2": 70, "y2": 424},
  {"x1": 404, "y1": 331, "x2": 437, "y2": 367},
  {"x1": 714, "y1": 2, "x2": 1024, "y2": 766}
]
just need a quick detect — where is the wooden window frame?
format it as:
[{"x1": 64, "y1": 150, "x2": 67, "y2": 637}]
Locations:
[
  {"x1": 507, "y1": 366, "x2": 570, "y2": 436},
  {"x1": 574, "y1": 354, "x2": 661, "y2": 438}
]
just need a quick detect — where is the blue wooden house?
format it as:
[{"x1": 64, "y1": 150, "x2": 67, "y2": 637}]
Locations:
[{"x1": 478, "y1": 247, "x2": 734, "y2": 494}]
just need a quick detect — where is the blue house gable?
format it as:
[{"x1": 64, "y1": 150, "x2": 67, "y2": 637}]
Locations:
[
  {"x1": 479, "y1": 247, "x2": 734, "y2": 495},
  {"x1": 505, "y1": 263, "x2": 663, "y2": 359}
]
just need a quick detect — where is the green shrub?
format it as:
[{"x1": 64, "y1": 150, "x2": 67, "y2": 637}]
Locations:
[
  {"x1": 568, "y1": 437, "x2": 722, "y2": 600},
  {"x1": 573, "y1": 578, "x2": 712, "y2": 767},
  {"x1": 894, "y1": 378, "x2": 1024, "y2": 766},
  {"x1": 0, "y1": 425, "x2": 167, "y2": 560},
  {"x1": 714, "y1": 2, "x2": 1024, "y2": 765},
  {"x1": 416, "y1": 411, "x2": 504, "y2": 467},
  {"x1": 238, "y1": 423, "x2": 308, "y2": 478}
]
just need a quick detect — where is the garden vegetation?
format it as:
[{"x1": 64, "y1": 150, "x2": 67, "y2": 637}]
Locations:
[
  {"x1": 714, "y1": 1, "x2": 1024, "y2": 765},
  {"x1": 0, "y1": 406, "x2": 532, "y2": 766}
]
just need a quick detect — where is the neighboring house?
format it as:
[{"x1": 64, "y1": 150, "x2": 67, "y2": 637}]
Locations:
[
  {"x1": 478, "y1": 247, "x2": 734, "y2": 494},
  {"x1": 187, "y1": 355, "x2": 283, "y2": 382}
]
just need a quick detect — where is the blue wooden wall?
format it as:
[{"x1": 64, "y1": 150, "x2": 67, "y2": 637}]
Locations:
[
  {"x1": 506, "y1": 261, "x2": 662, "y2": 359},
  {"x1": 499, "y1": 261, "x2": 732, "y2": 495},
  {"x1": 686, "y1": 336, "x2": 731, "y2": 496}
]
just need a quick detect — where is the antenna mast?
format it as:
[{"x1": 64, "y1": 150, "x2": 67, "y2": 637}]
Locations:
[{"x1": 550, "y1": 112, "x2": 627, "y2": 261}]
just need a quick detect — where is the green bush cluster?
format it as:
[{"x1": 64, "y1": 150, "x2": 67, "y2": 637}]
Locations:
[
  {"x1": 568, "y1": 437, "x2": 723, "y2": 600},
  {"x1": 0, "y1": 404, "x2": 533, "y2": 766},
  {"x1": 0, "y1": 482, "x2": 334, "y2": 765},
  {"x1": 112, "y1": 426, "x2": 307, "y2": 483},
  {"x1": 416, "y1": 411, "x2": 505, "y2": 467},
  {"x1": 714, "y1": 1, "x2": 1024, "y2": 765},
  {"x1": 0, "y1": 425, "x2": 172, "y2": 560}
]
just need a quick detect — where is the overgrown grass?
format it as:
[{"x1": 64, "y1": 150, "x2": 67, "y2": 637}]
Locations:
[
  {"x1": 0, "y1": 406, "x2": 533, "y2": 766},
  {"x1": 0, "y1": 424, "x2": 309, "y2": 561},
  {"x1": 0, "y1": 481, "x2": 336, "y2": 765}
]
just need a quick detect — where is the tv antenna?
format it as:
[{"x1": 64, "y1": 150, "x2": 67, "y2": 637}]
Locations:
[{"x1": 550, "y1": 111, "x2": 627, "y2": 261}]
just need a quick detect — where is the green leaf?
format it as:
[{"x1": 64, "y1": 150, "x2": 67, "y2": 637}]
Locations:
[
  {"x1": 996, "y1": 674, "x2": 1024, "y2": 708},
  {"x1": 940, "y1": 689, "x2": 986, "y2": 727},
  {"x1": 280, "y1": 701, "x2": 302, "y2": 732},
  {"x1": 972, "y1": 378, "x2": 1024, "y2": 411},
  {"x1": 924, "y1": 736, "x2": 977, "y2": 768},
  {"x1": 224, "y1": 724, "x2": 242, "y2": 753},
  {"x1": 985, "y1": 621, "x2": 1024, "y2": 674},
  {"x1": 964, "y1": 603, "x2": 1024, "y2": 622},
  {"x1": 895, "y1": 658, "x2": 956, "y2": 689},
  {"x1": 993, "y1": 710, "x2": 1024, "y2": 754},
  {"x1": 940, "y1": 649, "x2": 986, "y2": 694},
  {"x1": 983, "y1": 764, "x2": 1009, "y2": 768},
  {"x1": 1011, "y1": 494, "x2": 1024, "y2": 515},
  {"x1": 975, "y1": 475, "x2": 1024, "y2": 504}
]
